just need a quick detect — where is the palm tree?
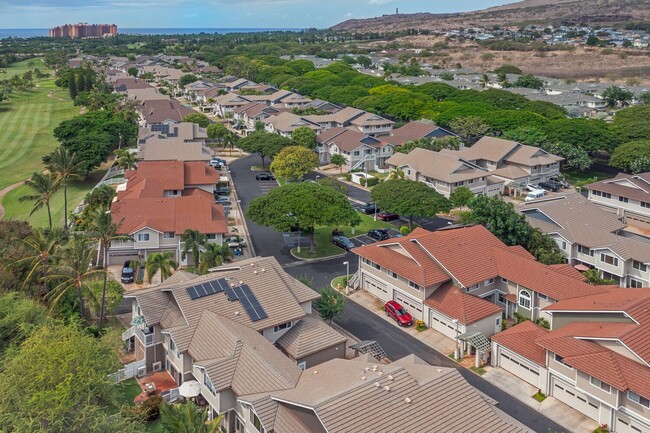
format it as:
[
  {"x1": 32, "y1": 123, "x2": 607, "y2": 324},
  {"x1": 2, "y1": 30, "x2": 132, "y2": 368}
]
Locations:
[
  {"x1": 387, "y1": 167, "x2": 405, "y2": 180},
  {"x1": 86, "y1": 209, "x2": 131, "y2": 329},
  {"x1": 254, "y1": 120, "x2": 265, "y2": 132},
  {"x1": 45, "y1": 146, "x2": 85, "y2": 230},
  {"x1": 200, "y1": 243, "x2": 232, "y2": 273},
  {"x1": 47, "y1": 235, "x2": 104, "y2": 318},
  {"x1": 181, "y1": 229, "x2": 207, "y2": 269},
  {"x1": 479, "y1": 73, "x2": 491, "y2": 89},
  {"x1": 160, "y1": 402, "x2": 223, "y2": 433},
  {"x1": 13, "y1": 227, "x2": 67, "y2": 293},
  {"x1": 223, "y1": 131, "x2": 240, "y2": 154},
  {"x1": 145, "y1": 251, "x2": 178, "y2": 284},
  {"x1": 19, "y1": 172, "x2": 61, "y2": 229},
  {"x1": 114, "y1": 148, "x2": 138, "y2": 170},
  {"x1": 497, "y1": 72, "x2": 509, "y2": 87}
]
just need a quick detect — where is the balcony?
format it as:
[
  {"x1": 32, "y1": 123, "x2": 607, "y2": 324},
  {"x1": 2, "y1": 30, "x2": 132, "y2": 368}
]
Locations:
[{"x1": 123, "y1": 326, "x2": 155, "y2": 346}]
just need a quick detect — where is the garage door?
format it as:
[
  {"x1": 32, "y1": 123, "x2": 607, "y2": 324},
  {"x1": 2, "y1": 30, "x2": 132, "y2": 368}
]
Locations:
[
  {"x1": 550, "y1": 376, "x2": 599, "y2": 421},
  {"x1": 108, "y1": 251, "x2": 139, "y2": 266},
  {"x1": 498, "y1": 349, "x2": 540, "y2": 387},
  {"x1": 394, "y1": 291, "x2": 423, "y2": 319},
  {"x1": 363, "y1": 275, "x2": 388, "y2": 302},
  {"x1": 429, "y1": 310, "x2": 460, "y2": 339},
  {"x1": 626, "y1": 213, "x2": 650, "y2": 230},
  {"x1": 616, "y1": 415, "x2": 650, "y2": 433}
]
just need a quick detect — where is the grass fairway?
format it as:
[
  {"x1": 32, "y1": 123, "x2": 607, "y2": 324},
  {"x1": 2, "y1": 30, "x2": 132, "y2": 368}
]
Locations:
[{"x1": 0, "y1": 59, "x2": 79, "y2": 190}]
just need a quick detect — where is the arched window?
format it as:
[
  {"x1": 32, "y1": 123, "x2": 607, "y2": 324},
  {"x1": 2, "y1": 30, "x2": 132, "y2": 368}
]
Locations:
[{"x1": 518, "y1": 290, "x2": 532, "y2": 309}]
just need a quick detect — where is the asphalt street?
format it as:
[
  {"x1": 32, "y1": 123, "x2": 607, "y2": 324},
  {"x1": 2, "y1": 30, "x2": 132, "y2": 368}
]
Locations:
[{"x1": 230, "y1": 154, "x2": 566, "y2": 433}]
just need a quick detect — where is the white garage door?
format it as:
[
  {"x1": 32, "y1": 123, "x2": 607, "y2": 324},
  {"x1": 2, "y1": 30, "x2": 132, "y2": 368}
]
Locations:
[
  {"x1": 429, "y1": 311, "x2": 460, "y2": 339},
  {"x1": 616, "y1": 415, "x2": 650, "y2": 433},
  {"x1": 394, "y1": 291, "x2": 423, "y2": 318},
  {"x1": 108, "y1": 251, "x2": 140, "y2": 266},
  {"x1": 498, "y1": 349, "x2": 540, "y2": 387},
  {"x1": 550, "y1": 376, "x2": 600, "y2": 421},
  {"x1": 363, "y1": 275, "x2": 388, "y2": 301}
]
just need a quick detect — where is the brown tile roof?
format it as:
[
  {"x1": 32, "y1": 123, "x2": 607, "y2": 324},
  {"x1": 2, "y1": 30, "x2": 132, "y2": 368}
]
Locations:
[
  {"x1": 425, "y1": 281, "x2": 502, "y2": 325},
  {"x1": 265, "y1": 112, "x2": 323, "y2": 133},
  {"x1": 504, "y1": 145, "x2": 564, "y2": 167},
  {"x1": 139, "y1": 98, "x2": 196, "y2": 124},
  {"x1": 459, "y1": 136, "x2": 519, "y2": 163},
  {"x1": 383, "y1": 121, "x2": 453, "y2": 146},
  {"x1": 276, "y1": 315, "x2": 347, "y2": 360},
  {"x1": 386, "y1": 147, "x2": 488, "y2": 183},
  {"x1": 349, "y1": 111, "x2": 395, "y2": 127},
  {"x1": 317, "y1": 127, "x2": 385, "y2": 153},
  {"x1": 491, "y1": 321, "x2": 550, "y2": 366},
  {"x1": 113, "y1": 77, "x2": 152, "y2": 92},
  {"x1": 585, "y1": 172, "x2": 650, "y2": 204}
]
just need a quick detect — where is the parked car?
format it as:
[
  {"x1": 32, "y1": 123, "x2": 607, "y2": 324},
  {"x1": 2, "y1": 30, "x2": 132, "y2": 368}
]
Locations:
[
  {"x1": 384, "y1": 300, "x2": 413, "y2": 327},
  {"x1": 225, "y1": 236, "x2": 246, "y2": 248},
  {"x1": 377, "y1": 211, "x2": 399, "y2": 221},
  {"x1": 358, "y1": 202, "x2": 377, "y2": 214},
  {"x1": 120, "y1": 261, "x2": 134, "y2": 284},
  {"x1": 538, "y1": 181, "x2": 561, "y2": 192},
  {"x1": 256, "y1": 173, "x2": 275, "y2": 181},
  {"x1": 213, "y1": 186, "x2": 231, "y2": 196},
  {"x1": 215, "y1": 196, "x2": 231, "y2": 206},
  {"x1": 550, "y1": 177, "x2": 570, "y2": 189},
  {"x1": 525, "y1": 184, "x2": 543, "y2": 192},
  {"x1": 368, "y1": 228, "x2": 390, "y2": 241},
  {"x1": 209, "y1": 158, "x2": 226, "y2": 168},
  {"x1": 332, "y1": 235, "x2": 355, "y2": 251},
  {"x1": 524, "y1": 190, "x2": 545, "y2": 202}
]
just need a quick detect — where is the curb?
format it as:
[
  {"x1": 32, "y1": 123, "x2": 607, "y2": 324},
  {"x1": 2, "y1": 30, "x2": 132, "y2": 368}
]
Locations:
[{"x1": 289, "y1": 249, "x2": 347, "y2": 262}]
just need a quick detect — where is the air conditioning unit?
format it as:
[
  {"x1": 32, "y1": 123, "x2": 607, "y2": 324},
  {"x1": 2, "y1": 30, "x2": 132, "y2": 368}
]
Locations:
[
  {"x1": 137, "y1": 366, "x2": 147, "y2": 378},
  {"x1": 152, "y1": 361, "x2": 162, "y2": 372}
]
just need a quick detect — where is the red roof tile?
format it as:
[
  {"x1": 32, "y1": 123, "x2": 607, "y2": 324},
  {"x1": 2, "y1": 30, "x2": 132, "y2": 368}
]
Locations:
[
  {"x1": 547, "y1": 264, "x2": 587, "y2": 281},
  {"x1": 424, "y1": 281, "x2": 502, "y2": 325},
  {"x1": 543, "y1": 288, "x2": 650, "y2": 324},
  {"x1": 491, "y1": 321, "x2": 549, "y2": 366}
]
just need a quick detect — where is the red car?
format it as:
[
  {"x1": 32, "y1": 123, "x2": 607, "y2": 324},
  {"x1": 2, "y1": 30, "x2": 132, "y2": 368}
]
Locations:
[
  {"x1": 384, "y1": 300, "x2": 413, "y2": 326},
  {"x1": 377, "y1": 211, "x2": 399, "y2": 221}
]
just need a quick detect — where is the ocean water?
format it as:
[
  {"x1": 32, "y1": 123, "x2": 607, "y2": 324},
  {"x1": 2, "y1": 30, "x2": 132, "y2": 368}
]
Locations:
[{"x1": 0, "y1": 28, "x2": 303, "y2": 39}]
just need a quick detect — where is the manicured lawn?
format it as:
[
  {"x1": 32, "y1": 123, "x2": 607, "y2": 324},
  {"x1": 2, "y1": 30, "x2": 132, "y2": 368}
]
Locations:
[
  {"x1": 0, "y1": 59, "x2": 79, "y2": 190},
  {"x1": 115, "y1": 378, "x2": 142, "y2": 407},
  {"x1": 2, "y1": 168, "x2": 106, "y2": 227},
  {"x1": 331, "y1": 275, "x2": 348, "y2": 290},
  {"x1": 563, "y1": 167, "x2": 612, "y2": 188},
  {"x1": 292, "y1": 213, "x2": 392, "y2": 259}
]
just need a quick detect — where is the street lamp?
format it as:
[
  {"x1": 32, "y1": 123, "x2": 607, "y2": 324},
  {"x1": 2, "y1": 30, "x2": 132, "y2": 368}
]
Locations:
[
  {"x1": 452, "y1": 319, "x2": 460, "y2": 360},
  {"x1": 343, "y1": 261, "x2": 350, "y2": 295}
]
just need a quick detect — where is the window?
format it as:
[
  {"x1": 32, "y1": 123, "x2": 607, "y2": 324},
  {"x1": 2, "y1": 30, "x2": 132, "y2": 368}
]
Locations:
[
  {"x1": 390, "y1": 271, "x2": 398, "y2": 279},
  {"x1": 168, "y1": 336, "x2": 178, "y2": 357},
  {"x1": 632, "y1": 260, "x2": 648, "y2": 272},
  {"x1": 600, "y1": 253, "x2": 619, "y2": 267},
  {"x1": 593, "y1": 190, "x2": 602, "y2": 197},
  {"x1": 203, "y1": 372, "x2": 216, "y2": 396},
  {"x1": 628, "y1": 391, "x2": 650, "y2": 408},
  {"x1": 518, "y1": 290, "x2": 531, "y2": 309},
  {"x1": 603, "y1": 192, "x2": 612, "y2": 199},
  {"x1": 486, "y1": 278, "x2": 494, "y2": 285},
  {"x1": 532, "y1": 166, "x2": 539, "y2": 170},
  {"x1": 163, "y1": 232, "x2": 175, "y2": 239},
  {"x1": 137, "y1": 233, "x2": 150, "y2": 242},
  {"x1": 561, "y1": 241, "x2": 567, "y2": 250},
  {"x1": 641, "y1": 201, "x2": 650, "y2": 209},
  {"x1": 353, "y1": 151, "x2": 360, "y2": 156},
  {"x1": 498, "y1": 293, "x2": 506, "y2": 304},
  {"x1": 235, "y1": 417, "x2": 244, "y2": 432},
  {"x1": 619, "y1": 196, "x2": 629, "y2": 203},
  {"x1": 590, "y1": 376, "x2": 611, "y2": 393},
  {"x1": 206, "y1": 234, "x2": 216, "y2": 240},
  {"x1": 467, "y1": 284, "x2": 479, "y2": 292},
  {"x1": 273, "y1": 321, "x2": 293, "y2": 333},
  {"x1": 480, "y1": 177, "x2": 486, "y2": 181},
  {"x1": 250, "y1": 412, "x2": 264, "y2": 432},
  {"x1": 373, "y1": 262, "x2": 380, "y2": 271},
  {"x1": 554, "y1": 353, "x2": 571, "y2": 368},
  {"x1": 578, "y1": 245, "x2": 594, "y2": 256},
  {"x1": 468, "y1": 179, "x2": 474, "y2": 185},
  {"x1": 168, "y1": 189, "x2": 180, "y2": 196},
  {"x1": 538, "y1": 293, "x2": 548, "y2": 301},
  {"x1": 629, "y1": 278, "x2": 644, "y2": 288},
  {"x1": 406, "y1": 169, "x2": 411, "y2": 176},
  {"x1": 408, "y1": 280, "x2": 419, "y2": 291},
  {"x1": 501, "y1": 278, "x2": 508, "y2": 284},
  {"x1": 496, "y1": 317, "x2": 500, "y2": 327}
]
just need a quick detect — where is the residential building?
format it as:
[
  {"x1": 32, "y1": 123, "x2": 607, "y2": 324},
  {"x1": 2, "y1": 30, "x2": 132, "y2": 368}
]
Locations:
[
  {"x1": 586, "y1": 172, "x2": 650, "y2": 229},
  {"x1": 317, "y1": 127, "x2": 394, "y2": 171},
  {"x1": 136, "y1": 98, "x2": 196, "y2": 127},
  {"x1": 232, "y1": 102, "x2": 284, "y2": 134},
  {"x1": 351, "y1": 225, "x2": 605, "y2": 341},
  {"x1": 264, "y1": 112, "x2": 323, "y2": 138},
  {"x1": 275, "y1": 315, "x2": 347, "y2": 369},
  {"x1": 109, "y1": 161, "x2": 227, "y2": 265},
  {"x1": 137, "y1": 123, "x2": 213, "y2": 162},
  {"x1": 215, "y1": 93, "x2": 255, "y2": 118},
  {"x1": 522, "y1": 195, "x2": 650, "y2": 287},
  {"x1": 307, "y1": 107, "x2": 394, "y2": 137},
  {"x1": 386, "y1": 147, "x2": 503, "y2": 198},
  {"x1": 383, "y1": 121, "x2": 458, "y2": 146},
  {"x1": 112, "y1": 77, "x2": 152, "y2": 92},
  {"x1": 492, "y1": 288, "x2": 650, "y2": 433}
]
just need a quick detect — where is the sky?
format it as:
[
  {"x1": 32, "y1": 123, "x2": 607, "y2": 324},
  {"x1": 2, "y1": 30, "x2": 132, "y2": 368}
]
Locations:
[{"x1": 0, "y1": 0, "x2": 510, "y2": 29}]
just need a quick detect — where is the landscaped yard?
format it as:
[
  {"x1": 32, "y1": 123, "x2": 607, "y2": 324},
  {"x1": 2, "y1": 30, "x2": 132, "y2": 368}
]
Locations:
[
  {"x1": 563, "y1": 167, "x2": 612, "y2": 188},
  {"x1": 0, "y1": 59, "x2": 79, "y2": 191},
  {"x1": 114, "y1": 378, "x2": 164, "y2": 433},
  {"x1": 292, "y1": 213, "x2": 392, "y2": 259}
]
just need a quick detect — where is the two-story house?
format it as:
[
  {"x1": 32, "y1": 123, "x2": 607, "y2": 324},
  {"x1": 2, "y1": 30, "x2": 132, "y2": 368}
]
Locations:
[
  {"x1": 136, "y1": 98, "x2": 197, "y2": 127},
  {"x1": 307, "y1": 107, "x2": 394, "y2": 136},
  {"x1": 522, "y1": 195, "x2": 650, "y2": 287},
  {"x1": 137, "y1": 122, "x2": 213, "y2": 162},
  {"x1": 316, "y1": 127, "x2": 393, "y2": 171},
  {"x1": 264, "y1": 112, "x2": 323, "y2": 138},
  {"x1": 350, "y1": 225, "x2": 605, "y2": 341},
  {"x1": 232, "y1": 102, "x2": 284, "y2": 134},
  {"x1": 215, "y1": 93, "x2": 255, "y2": 118},
  {"x1": 108, "y1": 161, "x2": 227, "y2": 266},
  {"x1": 492, "y1": 288, "x2": 650, "y2": 433},
  {"x1": 586, "y1": 172, "x2": 650, "y2": 229}
]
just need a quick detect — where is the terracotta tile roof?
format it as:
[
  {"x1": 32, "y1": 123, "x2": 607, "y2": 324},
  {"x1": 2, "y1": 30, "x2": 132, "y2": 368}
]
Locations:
[
  {"x1": 543, "y1": 288, "x2": 650, "y2": 324},
  {"x1": 547, "y1": 264, "x2": 588, "y2": 281},
  {"x1": 425, "y1": 281, "x2": 502, "y2": 325},
  {"x1": 492, "y1": 321, "x2": 549, "y2": 366},
  {"x1": 585, "y1": 172, "x2": 650, "y2": 204},
  {"x1": 504, "y1": 293, "x2": 517, "y2": 303}
]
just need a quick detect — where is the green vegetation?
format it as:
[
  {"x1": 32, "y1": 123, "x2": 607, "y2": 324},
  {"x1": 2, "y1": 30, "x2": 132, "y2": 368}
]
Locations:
[
  {"x1": 533, "y1": 391, "x2": 547, "y2": 402},
  {"x1": 315, "y1": 287, "x2": 347, "y2": 324},
  {"x1": 470, "y1": 366, "x2": 487, "y2": 375},
  {"x1": 331, "y1": 275, "x2": 348, "y2": 290}
]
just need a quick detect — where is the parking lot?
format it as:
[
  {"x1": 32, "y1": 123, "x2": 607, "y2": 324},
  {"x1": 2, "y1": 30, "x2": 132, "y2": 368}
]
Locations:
[
  {"x1": 349, "y1": 228, "x2": 402, "y2": 248},
  {"x1": 257, "y1": 179, "x2": 277, "y2": 194}
]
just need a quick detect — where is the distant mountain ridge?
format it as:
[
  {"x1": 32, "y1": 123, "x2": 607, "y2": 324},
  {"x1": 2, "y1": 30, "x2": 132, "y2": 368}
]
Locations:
[{"x1": 331, "y1": 0, "x2": 650, "y2": 32}]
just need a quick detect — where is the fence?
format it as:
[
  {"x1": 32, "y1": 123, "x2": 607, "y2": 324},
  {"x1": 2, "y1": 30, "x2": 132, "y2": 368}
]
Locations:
[{"x1": 108, "y1": 359, "x2": 146, "y2": 384}]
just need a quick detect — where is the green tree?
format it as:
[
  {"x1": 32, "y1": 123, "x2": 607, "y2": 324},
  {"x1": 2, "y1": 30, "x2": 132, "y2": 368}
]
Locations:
[
  {"x1": 611, "y1": 105, "x2": 650, "y2": 143},
  {"x1": 464, "y1": 195, "x2": 531, "y2": 246},
  {"x1": 586, "y1": 34, "x2": 600, "y2": 46},
  {"x1": 179, "y1": 74, "x2": 199, "y2": 87},
  {"x1": 601, "y1": 86, "x2": 634, "y2": 108},
  {"x1": 494, "y1": 64, "x2": 523, "y2": 75},
  {"x1": 44, "y1": 146, "x2": 85, "y2": 230},
  {"x1": 315, "y1": 287, "x2": 346, "y2": 325},
  {"x1": 543, "y1": 118, "x2": 619, "y2": 153},
  {"x1": 610, "y1": 140, "x2": 650, "y2": 172},
  {"x1": 127, "y1": 66, "x2": 139, "y2": 77},
  {"x1": 247, "y1": 182, "x2": 360, "y2": 252},
  {"x1": 291, "y1": 126, "x2": 318, "y2": 149},
  {"x1": 160, "y1": 402, "x2": 223, "y2": 433},
  {"x1": 371, "y1": 179, "x2": 452, "y2": 230},
  {"x1": 513, "y1": 74, "x2": 544, "y2": 89},
  {"x1": 183, "y1": 113, "x2": 211, "y2": 128},
  {"x1": 223, "y1": 131, "x2": 241, "y2": 154},
  {"x1": 330, "y1": 154, "x2": 346, "y2": 173},
  {"x1": 503, "y1": 126, "x2": 548, "y2": 147},
  {"x1": 88, "y1": 279, "x2": 124, "y2": 319},
  {"x1": 68, "y1": 70, "x2": 77, "y2": 100},
  {"x1": 145, "y1": 251, "x2": 178, "y2": 283},
  {"x1": 583, "y1": 268, "x2": 616, "y2": 285},
  {"x1": 640, "y1": 93, "x2": 650, "y2": 106},
  {"x1": 387, "y1": 167, "x2": 405, "y2": 180},
  {"x1": 317, "y1": 177, "x2": 348, "y2": 196},
  {"x1": 479, "y1": 73, "x2": 491, "y2": 89},
  {"x1": 14, "y1": 227, "x2": 65, "y2": 292},
  {"x1": 181, "y1": 228, "x2": 207, "y2": 268},
  {"x1": 542, "y1": 142, "x2": 592, "y2": 170},
  {"x1": 396, "y1": 136, "x2": 462, "y2": 154},
  {"x1": 0, "y1": 292, "x2": 46, "y2": 356},
  {"x1": 450, "y1": 186, "x2": 474, "y2": 210},
  {"x1": 114, "y1": 148, "x2": 138, "y2": 170},
  {"x1": 86, "y1": 209, "x2": 130, "y2": 329},
  {"x1": 19, "y1": 172, "x2": 61, "y2": 229},
  {"x1": 239, "y1": 131, "x2": 292, "y2": 167},
  {"x1": 206, "y1": 123, "x2": 228, "y2": 142},
  {"x1": 527, "y1": 229, "x2": 565, "y2": 265},
  {"x1": 270, "y1": 145, "x2": 319, "y2": 181},
  {"x1": 356, "y1": 55, "x2": 372, "y2": 68},
  {"x1": 449, "y1": 116, "x2": 490, "y2": 140},
  {"x1": 199, "y1": 243, "x2": 232, "y2": 273}
]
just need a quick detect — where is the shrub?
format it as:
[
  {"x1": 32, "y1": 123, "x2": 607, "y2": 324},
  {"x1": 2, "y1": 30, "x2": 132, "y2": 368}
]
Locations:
[
  {"x1": 365, "y1": 177, "x2": 379, "y2": 187},
  {"x1": 535, "y1": 317, "x2": 550, "y2": 329},
  {"x1": 400, "y1": 226, "x2": 411, "y2": 235},
  {"x1": 125, "y1": 395, "x2": 163, "y2": 422},
  {"x1": 415, "y1": 320, "x2": 427, "y2": 331},
  {"x1": 344, "y1": 173, "x2": 352, "y2": 181},
  {"x1": 533, "y1": 391, "x2": 547, "y2": 402},
  {"x1": 594, "y1": 424, "x2": 610, "y2": 433}
]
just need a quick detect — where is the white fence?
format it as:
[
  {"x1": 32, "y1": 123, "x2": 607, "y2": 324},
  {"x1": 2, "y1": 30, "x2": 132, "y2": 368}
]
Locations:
[{"x1": 108, "y1": 359, "x2": 146, "y2": 384}]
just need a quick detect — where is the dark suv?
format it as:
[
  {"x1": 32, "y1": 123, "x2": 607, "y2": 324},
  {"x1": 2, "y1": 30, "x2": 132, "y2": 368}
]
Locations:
[
  {"x1": 332, "y1": 235, "x2": 355, "y2": 251},
  {"x1": 358, "y1": 203, "x2": 377, "y2": 214},
  {"x1": 538, "y1": 181, "x2": 561, "y2": 192},
  {"x1": 120, "y1": 261, "x2": 134, "y2": 284},
  {"x1": 368, "y1": 228, "x2": 390, "y2": 241}
]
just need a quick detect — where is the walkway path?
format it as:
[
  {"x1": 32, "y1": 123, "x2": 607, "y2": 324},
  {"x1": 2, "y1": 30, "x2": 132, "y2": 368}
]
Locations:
[{"x1": 0, "y1": 179, "x2": 26, "y2": 220}]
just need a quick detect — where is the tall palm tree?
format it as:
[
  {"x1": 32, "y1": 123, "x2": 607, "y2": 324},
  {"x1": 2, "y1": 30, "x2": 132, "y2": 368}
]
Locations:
[
  {"x1": 13, "y1": 227, "x2": 67, "y2": 293},
  {"x1": 146, "y1": 251, "x2": 178, "y2": 284},
  {"x1": 160, "y1": 402, "x2": 223, "y2": 433},
  {"x1": 47, "y1": 235, "x2": 104, "y2": 318},
  {"x1": 86, "y1": 209, "x2": 131, "y2": 329},
  {"x1": 223, "y1": 131, "x2": 240, "y2": 154},
  {"x1": 19, "y1": 172, "x2": 61, "y2": 229},
  {"x1": 181, "y1": 229, "x2": 207, "y2": 269},
  {"x1": 200, "y1": 242, "x2": 232, "y2": 273},
  {"x1": 114, "y1": 148, "x2": 138, "y2": 170},
  {"x1": 387, "y1": 167, "x2": 405, "y2": 180},
  {"x1": 45, "y1": 146, "x2": 85, "y2": 230}
]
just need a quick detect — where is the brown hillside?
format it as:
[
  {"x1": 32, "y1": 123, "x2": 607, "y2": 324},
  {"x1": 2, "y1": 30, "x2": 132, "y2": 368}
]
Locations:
[{"x1": 331, "y1": 0, "x2": 650, "y2": 32}]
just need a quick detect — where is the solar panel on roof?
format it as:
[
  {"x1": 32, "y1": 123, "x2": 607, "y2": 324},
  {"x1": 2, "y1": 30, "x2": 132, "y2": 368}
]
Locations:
[
  {"x1": 224, "y1": 285, "x2": 238, "y2": 301},
  {"x1": 186, "y1": 278, "x2": 230, "y2": 300},
  {"x1": 197, "y1": 284, "x2": 208, "y2": 297},
  {"x1": 186, "y1": 286, "x2": 199, "y2": 300},
  {"x1": 235, "y1": 284, "x2": 267, "y2": 322}
]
